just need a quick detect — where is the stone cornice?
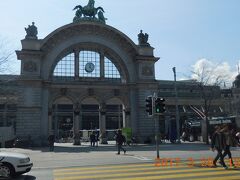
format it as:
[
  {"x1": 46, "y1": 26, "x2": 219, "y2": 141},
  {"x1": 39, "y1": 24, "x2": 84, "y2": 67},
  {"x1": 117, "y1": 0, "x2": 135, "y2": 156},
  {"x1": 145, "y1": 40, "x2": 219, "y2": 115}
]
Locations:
[
  {"x1": 40, "y1": 22, "x2": 138, "y2": 57},
  {"x1": 16, "y1": 50, "x2": 44, "y2": 60},
  {"x1": 135, "y1": 55, "x2": 160, "y2": 62}
]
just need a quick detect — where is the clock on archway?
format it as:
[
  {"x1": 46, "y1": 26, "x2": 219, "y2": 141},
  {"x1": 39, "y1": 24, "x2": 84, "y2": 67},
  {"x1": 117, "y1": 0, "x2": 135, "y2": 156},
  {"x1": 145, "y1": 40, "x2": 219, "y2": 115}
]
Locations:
[{"x1": 85, "y1": 62, "x2": 95, "y2": 73}]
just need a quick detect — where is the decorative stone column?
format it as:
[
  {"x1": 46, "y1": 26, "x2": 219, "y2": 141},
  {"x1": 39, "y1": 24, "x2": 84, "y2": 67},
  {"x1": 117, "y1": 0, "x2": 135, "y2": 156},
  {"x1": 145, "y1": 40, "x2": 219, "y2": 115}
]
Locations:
[
  {"x1": 3, "y1": 104, "x2": 7, "y2": 126},
  {"x1": 123, "y1": 108, "x2": 131, "y2": 128},
  {"x1": 99, "y1": 103, "x2": 107, "y2": 144},
  {"x1": 53, "y1": 105, "x2": 58, "y2": 140},
  {"x1": 165, "y1": 115, "x2": 171, "y2": 136},
  {"x1": 73, "y1": 103, "x2": 81, "y2": 145},
  {"x1": 48, "y1": 108, "x2": 53, "y2": 134},
  {"x1": 100, "y1": 51, "x2": 105, "y2": 79},
  {"x1": 74, "y1": 49, "x2": 80, "y2": 80}
]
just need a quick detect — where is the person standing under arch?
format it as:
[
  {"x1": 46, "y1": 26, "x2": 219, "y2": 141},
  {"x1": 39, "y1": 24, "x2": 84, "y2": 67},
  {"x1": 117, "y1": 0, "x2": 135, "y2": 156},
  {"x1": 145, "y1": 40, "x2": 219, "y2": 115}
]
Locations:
[{"x1": 115, "y1": 129, "x2": 126, "y2": 155}]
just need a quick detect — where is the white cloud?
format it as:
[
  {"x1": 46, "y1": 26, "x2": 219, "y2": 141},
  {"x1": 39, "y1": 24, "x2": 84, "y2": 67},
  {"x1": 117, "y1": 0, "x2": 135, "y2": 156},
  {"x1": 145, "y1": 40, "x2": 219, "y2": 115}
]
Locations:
[{"x1": 191, "y1": 58, "x2": 238, "y2": 87}]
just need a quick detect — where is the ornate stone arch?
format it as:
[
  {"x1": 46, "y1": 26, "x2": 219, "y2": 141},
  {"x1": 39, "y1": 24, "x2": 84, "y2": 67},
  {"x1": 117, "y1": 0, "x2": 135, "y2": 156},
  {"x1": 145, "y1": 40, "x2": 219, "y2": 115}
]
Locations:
[
  {"x1": 50, "y1": 42, "x2": 129, "y2": 82},
  {"x1": 49, "y1": 95, "x2": 75, "y2": 108},
  {"x1": 104, "y1": 96, "x2": 129, "y2": 109},
  {"x1": 80, "y1": 96, "x2": 101, "y2": 105},
  {"x1": 40, "y1": 22, "x2": 138, "y2": 82}
]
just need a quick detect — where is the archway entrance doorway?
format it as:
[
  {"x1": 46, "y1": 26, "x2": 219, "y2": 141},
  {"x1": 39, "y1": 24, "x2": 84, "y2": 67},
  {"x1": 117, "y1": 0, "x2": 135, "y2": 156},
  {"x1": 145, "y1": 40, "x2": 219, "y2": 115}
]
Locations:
[{"x1": 52, "y1": 97, "x2": 74, "y2": 141}]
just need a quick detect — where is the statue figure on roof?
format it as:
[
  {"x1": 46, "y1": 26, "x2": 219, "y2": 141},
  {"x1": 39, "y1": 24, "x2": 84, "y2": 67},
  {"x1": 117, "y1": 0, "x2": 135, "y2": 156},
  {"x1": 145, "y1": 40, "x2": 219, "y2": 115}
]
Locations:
[
  {"x1": 138, "y1": 30, "x2": 150, "y2": 46},
  {"x1": 25, "y1": 22, "x2": 38, "y2": 39},
  {"x1": 98, "y1": 10, "x2": 107, "y2": 24},
  {"x1": 73, "y1": 0, "x2": 106, "y2": 24}
]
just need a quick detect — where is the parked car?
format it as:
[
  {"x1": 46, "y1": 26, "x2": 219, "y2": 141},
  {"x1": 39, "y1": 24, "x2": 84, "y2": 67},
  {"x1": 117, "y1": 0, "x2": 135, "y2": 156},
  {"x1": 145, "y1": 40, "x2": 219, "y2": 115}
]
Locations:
[
  {"x1": 0, "y1": 151, "x2": 33, "y2": 178},
  {"x1": 13, "y1": 136, "x2": 33, "y2": 148}
]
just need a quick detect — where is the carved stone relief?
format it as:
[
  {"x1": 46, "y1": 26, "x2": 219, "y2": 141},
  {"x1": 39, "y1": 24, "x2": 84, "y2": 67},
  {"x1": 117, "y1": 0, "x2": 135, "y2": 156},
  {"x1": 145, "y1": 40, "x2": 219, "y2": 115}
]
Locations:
[
  {"x1": 23, "y1": 61, "x2": 37, "y2": 72},
  {"x1": 142, "y1": 65, "x2": 153, "y2": 76}
]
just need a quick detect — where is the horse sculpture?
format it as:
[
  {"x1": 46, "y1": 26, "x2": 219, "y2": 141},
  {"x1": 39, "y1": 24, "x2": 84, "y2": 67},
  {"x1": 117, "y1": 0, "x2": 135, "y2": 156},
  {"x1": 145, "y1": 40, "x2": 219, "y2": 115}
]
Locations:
[{"x1": 73, "y1": 0, "x2": 104, "y2": 19}]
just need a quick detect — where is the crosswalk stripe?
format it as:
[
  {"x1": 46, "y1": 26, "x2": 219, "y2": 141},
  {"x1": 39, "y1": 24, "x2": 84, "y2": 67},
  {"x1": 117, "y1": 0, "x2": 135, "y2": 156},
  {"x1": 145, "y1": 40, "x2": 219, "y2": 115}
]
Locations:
[
  {"x1": 54, "y1": 159, "x2": 239, "y2": 173},
  {"x1": 112, "y1": 174, "x2": 240, "y2": 180},
  {"x1": 54, "y1": 163, "x2": 185, "y2": 173},
  {"x1": 193, "y1": 175, "x2": 240, "y2": 180},
  {"x1": 54, "y1": 163, "x2": 152, "y2": 172},
  {"x1": 54, "y1": 166, "x2": 240, "y2": 180},
  {"x1": 54, "y1": 165, "x2": 220, "y2": 176}
]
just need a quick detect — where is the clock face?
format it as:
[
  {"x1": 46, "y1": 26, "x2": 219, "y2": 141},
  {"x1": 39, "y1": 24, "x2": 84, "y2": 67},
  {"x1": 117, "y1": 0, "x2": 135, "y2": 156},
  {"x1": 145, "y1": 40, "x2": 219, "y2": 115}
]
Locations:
[{"x1": 85, "y1": 62, "x2": 95, "y2": 73}]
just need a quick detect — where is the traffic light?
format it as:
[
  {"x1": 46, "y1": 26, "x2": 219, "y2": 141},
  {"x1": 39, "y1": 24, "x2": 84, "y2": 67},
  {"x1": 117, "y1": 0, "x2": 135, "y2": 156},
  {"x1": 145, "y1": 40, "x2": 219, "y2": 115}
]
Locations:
[
  {"x1": 155, "y1": 97, "x2": 166, "y2": 114},
  {"x1": 145, "y1": 96, "x2": 153, "y2": 116}
]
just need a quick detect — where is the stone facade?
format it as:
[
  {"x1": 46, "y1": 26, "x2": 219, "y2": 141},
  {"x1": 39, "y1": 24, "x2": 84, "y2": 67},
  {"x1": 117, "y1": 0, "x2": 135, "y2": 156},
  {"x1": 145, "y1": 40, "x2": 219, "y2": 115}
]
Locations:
[
  {"x1": 0, "y1": 21, "x2": 238, "y2": 146},
  {"x1": 12, "y1": 22, "x2": 159, "y2": 144}
]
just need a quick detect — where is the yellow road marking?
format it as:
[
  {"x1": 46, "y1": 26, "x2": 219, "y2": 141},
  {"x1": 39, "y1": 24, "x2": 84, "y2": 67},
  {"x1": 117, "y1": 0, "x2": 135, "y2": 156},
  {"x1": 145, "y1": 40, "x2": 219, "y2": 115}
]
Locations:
[
  {"x1": 54, "y1": 163, "x2": 185, "y2": 173},
  {"x1": 54, "y1": 167, "x2": 239, "y2": 180},
  {"x1": 53, "y1": 159, "x2": 228, "y2": 173},
  {"x1": 54, "y1": 165, "x2": 219, "y2": 176},
  {"x1": 112, "y1": 174, "x2": 240, "y2": 180}
]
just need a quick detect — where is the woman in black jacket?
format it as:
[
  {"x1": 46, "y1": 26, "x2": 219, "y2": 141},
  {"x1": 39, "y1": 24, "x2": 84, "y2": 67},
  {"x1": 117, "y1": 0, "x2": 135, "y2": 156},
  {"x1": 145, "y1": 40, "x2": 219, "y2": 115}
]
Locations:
[
  {"x1": 211, "y1": 125, "x2": 227, "y2": 169},
  {"x1": 222, "y1": 125, "x2": 236, "y2": 167}
]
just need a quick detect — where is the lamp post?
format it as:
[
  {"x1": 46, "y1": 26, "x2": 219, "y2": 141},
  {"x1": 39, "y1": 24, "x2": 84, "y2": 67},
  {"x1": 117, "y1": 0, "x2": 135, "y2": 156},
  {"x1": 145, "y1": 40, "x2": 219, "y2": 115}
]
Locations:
[{"x1": 172, "y1": 67, "x2": 181, "y2": 143}]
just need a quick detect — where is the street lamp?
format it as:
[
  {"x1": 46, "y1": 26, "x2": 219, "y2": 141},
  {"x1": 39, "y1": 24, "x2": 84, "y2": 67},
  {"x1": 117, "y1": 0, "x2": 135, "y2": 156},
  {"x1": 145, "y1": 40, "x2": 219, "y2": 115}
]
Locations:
[{"x1": 172, "y1": 67, "x2": 180, "y2": 143}]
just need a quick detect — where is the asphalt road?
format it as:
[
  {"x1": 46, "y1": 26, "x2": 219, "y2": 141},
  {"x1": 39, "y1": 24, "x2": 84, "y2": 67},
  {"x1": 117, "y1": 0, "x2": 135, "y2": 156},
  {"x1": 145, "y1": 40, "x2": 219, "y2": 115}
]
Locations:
[{"x1": 1, "y1": 141, "x2": 240, "y2": 180}]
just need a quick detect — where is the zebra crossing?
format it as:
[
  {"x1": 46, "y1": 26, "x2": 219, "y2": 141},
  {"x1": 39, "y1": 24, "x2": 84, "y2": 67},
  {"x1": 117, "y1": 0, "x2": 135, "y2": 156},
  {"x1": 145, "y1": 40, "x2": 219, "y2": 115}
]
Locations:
[{"x1": 53, "y1": 160, "x2": 240, "y2": 180}]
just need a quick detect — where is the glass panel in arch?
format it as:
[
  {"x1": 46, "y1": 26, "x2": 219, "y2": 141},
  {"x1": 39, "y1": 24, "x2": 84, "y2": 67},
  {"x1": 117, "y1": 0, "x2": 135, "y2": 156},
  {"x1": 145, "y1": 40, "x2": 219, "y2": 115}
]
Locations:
[
  {"x1": 79, "y1": 51, "x2": 100, "y2": 77},
  {"x1": 53, "y1": 53, "x2": 74, "y2": 77},
  {"x1": 104, "y1": 57, "x2": 120, "y2": 79}
]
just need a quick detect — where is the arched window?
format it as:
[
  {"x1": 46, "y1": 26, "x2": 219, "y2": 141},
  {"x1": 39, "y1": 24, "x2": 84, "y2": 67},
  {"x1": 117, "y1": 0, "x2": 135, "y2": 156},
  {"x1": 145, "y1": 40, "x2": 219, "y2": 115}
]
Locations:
[
  {"x1": 53, "y1": 53, "x2": 74, "y2": 77},
  {"x1": 104, "y1": 57, "x2": 120, "y2": 79},
  {"x1": 53, "y1": 50, "x2": 122, "y2": 81},
  {"x1": 79, "y1": 51, "x2": 100, "y2": 77}
]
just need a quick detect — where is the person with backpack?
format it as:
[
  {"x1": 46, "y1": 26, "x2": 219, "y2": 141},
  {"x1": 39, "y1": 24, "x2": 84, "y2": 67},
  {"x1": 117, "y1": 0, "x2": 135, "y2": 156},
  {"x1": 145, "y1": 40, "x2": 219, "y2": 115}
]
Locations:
[{"x1": 115, "y1": 129, "x2": 126, "y2": 155}]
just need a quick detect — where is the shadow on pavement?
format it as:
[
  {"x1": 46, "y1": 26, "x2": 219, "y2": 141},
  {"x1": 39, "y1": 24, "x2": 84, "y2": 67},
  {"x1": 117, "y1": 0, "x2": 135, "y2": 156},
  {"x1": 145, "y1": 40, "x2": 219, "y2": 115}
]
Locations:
[{"x1": 11, "y1": 175, "x2": 36, "y2": 180}]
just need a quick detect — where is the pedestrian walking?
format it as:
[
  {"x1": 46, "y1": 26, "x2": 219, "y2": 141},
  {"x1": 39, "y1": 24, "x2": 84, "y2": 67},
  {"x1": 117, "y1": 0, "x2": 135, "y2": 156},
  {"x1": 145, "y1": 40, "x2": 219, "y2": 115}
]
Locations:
[
  {"x1": 95, "y1": 130, "x2": 99, "y2": 147},
  {"x1": 115, "y1": 129, "x2": 126, "y2": 155},
  {"x1": 211, "y1": 125, "x2": 228, "y2": 169},
  {"x1": 222, "y1": 125, "x2": 236, "y2": 167},
  {"x1": 181, "y1": 130, "x2": 187, "y2": 142},
  {"x1": 90, "y1": 131, "x2": 96, "y2": 147},
  {"x1": 236, "y1": 131, "x2": 240, "y2": 146},
  {"x1": 48, "y1": 133, "x2": 55, "y2": 151}
]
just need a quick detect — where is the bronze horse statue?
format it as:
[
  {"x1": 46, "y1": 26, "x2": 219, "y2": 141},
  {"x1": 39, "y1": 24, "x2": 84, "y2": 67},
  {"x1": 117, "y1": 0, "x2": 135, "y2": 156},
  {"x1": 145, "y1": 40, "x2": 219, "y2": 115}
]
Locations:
[{"x1": 73, "y1": 0, "x2": 104, "y2": 18}]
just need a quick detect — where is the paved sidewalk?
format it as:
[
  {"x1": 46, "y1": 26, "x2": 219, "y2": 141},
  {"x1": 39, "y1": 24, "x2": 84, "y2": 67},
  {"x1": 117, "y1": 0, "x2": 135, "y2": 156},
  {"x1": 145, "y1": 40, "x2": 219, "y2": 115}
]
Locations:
[{"x1": 1, "y1": 141, "x2": 239, "y2": 169}]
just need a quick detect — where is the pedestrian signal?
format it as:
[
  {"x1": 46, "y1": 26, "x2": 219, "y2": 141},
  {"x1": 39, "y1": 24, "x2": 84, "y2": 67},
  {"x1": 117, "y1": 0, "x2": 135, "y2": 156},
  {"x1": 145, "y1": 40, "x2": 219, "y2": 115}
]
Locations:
[{"x1": 145, "y1": 96, "x2": 153, "y2": 116}]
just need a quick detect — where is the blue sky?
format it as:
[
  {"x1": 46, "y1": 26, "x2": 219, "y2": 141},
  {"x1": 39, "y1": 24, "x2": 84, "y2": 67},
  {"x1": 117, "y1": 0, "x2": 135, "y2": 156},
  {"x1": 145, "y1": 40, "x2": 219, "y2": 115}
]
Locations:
[{"x1": 1, "y1": 0, "x2": 240, "y2": 82}]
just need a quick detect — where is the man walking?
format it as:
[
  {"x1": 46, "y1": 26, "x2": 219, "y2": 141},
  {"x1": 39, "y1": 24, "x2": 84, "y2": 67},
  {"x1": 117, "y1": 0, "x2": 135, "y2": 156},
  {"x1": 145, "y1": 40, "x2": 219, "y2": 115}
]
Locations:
[
  {"x1": 48, "y1": 133, "x2": 55, "y2": 152},
  {"x1": 211, "y1": 125, "x2": 227, "y2": 169},
  {"x1": 222, "y1": 125, "x2": 236, "y2": 167},
  {"x1": 115, "y1": 129, "x2": 126, "y2": 155}
]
